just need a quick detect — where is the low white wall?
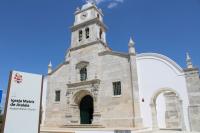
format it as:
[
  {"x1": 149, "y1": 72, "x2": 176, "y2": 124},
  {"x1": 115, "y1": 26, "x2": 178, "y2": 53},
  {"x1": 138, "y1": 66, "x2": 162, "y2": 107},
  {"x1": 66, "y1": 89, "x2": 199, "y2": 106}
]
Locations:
[{"x1": 136, "y1": 53, "x2": 190, "y2": 130}]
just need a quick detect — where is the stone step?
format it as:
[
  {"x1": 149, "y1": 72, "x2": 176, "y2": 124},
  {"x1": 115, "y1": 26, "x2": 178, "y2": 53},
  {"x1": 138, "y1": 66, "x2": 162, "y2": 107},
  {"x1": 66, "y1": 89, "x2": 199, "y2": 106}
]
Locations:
[
  {"x1": 41, "y1": 130, "x2": 74, "y2": 133},
  {"x1": 63, "y1": 124, "x2": 105, "y2": 128},
  {"x1": 40, "y1": 131, "x2": 75, "y2": 133},
  {"x1": 40, "y1": 127, "x2": 75, "y2": 133}
]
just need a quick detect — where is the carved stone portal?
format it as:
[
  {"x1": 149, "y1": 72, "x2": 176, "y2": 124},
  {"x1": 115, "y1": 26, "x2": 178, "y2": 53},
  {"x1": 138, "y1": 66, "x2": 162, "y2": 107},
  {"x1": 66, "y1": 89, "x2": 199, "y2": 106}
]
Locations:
[{"x1": 65, "y1": 79, "x2": 101, "y2": 125}]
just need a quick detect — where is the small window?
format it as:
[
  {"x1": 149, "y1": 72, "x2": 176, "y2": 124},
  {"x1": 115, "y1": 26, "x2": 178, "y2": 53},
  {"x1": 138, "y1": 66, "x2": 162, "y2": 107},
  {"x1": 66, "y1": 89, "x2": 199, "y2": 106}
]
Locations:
[
  {"x1": 55, "y1": 90, "x2": 61, "y2": 102},
  {"x1": 99, "y1": 28, "x2": 103, "y2": 39},
  {"x1": 113, "y1": 81, "x2": 121, "y2": 96},
  {"x1": 97, "y1": 14, "x2": 100, "y2": 19},
  {"x1": 80, "y1": 67, "x2": 87, "y2": 81},
  {"x1": 85, "y1": 28, "x2": 89, "y2": 39},
  {"x1": 79, "y1": 30, "x2": 83, "y2": 42}
]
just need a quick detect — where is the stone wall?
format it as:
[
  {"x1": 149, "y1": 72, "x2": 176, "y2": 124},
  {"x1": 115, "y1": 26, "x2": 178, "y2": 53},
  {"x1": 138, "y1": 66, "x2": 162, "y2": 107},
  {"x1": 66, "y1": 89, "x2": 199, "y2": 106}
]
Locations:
[
  {"x1": 44, "y1": 64, "x2": 69, "y2": 127},
  {"x1": 188, "y1": 106, "x2": 200, "y2": 131},
  {"x1": 99, "y1": 54, "x2": 135, "y2": 127},
  {"x1": 164, "y1": 92, "x2": 181, "y2": 129},
  {"x1": 184, "y1": 68, "x2": 200, "y2": 132}
]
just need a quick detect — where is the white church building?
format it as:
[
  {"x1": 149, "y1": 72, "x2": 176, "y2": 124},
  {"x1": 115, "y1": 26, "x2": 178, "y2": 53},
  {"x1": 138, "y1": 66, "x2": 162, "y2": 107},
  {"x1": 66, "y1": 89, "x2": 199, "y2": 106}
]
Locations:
[{"x1": 41, "y1": 2, "x2": 200, "y2": 132}]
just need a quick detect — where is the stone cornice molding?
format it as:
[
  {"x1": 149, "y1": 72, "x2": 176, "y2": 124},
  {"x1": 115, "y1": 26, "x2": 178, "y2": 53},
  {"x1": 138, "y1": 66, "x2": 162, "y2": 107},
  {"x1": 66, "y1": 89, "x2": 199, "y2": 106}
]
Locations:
[
  {"x1": 98, "y1": 50, "x2": 129, "y2": 58},
  {"x1": 67, "y1": 79, "x2": 101, "y2": 88},
  {"x1": 76, "y1": 61, "x2": 89, "y2": 69},
  {"x1": 74, "y1": 5, "x2": 103, "y2": 16},
  {"x1": 48, "y1": 61, "x2": 70, "y2": 76},
  {"x1": 70, "y1": 39, "x2": 107, "y2": 51},
  {"x1": 183, "y1": 68, "x2": 199, "y2": 72},
  {"x1": 129, "y1": 53, "x2": 136, "y2": 56},
  {"x1": 71, "y1": 18, "x2": 107, "y2": 32}
]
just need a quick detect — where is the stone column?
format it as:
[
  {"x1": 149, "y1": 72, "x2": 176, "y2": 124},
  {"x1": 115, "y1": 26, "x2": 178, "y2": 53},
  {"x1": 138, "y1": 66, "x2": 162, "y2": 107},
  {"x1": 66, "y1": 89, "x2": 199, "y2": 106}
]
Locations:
[
  {"x1": 65, "y1": 92, "x2": 73, "y2": 125},
  {"x1": 128, "y1": 37, "x2": 143, "y2": 127},
  {"x1": 70, "y1": 104, "x2": 80, "y2": 124},
  {"x1": 92, "y1": 101, "x2": 101, "y2": 124},
  {"x1": 91, "y1": 84, "x2": 101, "y2": 125},
  {"x1": 179, "y1": 100, "x2": 186, "y2": 131},
  {"x1": 130, "y1": 56, "x2": 143, "y2": 127},
  {"x1": 184, "y1": 67, "x2": 200, "y2": 132},
  {"x1": 150, "y1": 103, "x2": 158, "y2": 129}
]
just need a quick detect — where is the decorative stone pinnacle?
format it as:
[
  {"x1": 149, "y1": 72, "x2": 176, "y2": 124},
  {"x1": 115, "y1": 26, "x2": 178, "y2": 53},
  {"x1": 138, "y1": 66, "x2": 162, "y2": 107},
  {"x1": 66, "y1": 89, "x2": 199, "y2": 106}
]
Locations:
[
  {"x1": 186, "y1": 52, "x2": 191, "y2": 61},
  {"x1": 128, "y1": 37, "x2": 136, "y2": 54},
  {"x1": 129, "y1": 37, "x2": 135, "y2": 47},
  {"x1": 48, "y1": 61, "x2": 52, "y2": 68},
  {"x1": 48, "y1": 61, "x2": 53, "y2": 74},
  {"x1": 186, "y1": 52, "x2": 193, "y2": 69}
]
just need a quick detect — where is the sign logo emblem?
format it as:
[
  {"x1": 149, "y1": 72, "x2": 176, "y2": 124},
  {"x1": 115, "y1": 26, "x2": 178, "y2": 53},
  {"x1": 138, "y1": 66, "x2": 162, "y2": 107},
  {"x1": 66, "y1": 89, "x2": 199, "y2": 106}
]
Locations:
[{"x1": 14, "y1": 73, "x2": 23, "y2": 84}]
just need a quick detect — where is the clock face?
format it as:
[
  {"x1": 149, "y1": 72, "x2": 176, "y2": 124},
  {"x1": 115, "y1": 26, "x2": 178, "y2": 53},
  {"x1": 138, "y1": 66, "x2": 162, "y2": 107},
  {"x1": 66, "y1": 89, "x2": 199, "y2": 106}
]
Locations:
[{"x1": 80, "y1": 12, "x2": 88, "y2": 20}]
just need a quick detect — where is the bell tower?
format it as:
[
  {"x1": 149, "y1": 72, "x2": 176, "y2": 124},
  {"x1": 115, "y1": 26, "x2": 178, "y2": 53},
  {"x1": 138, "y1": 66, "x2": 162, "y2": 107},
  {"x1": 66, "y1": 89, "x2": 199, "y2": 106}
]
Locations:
[{"x1": 70, "y1": 2, "x2": 107, "y2": 48}]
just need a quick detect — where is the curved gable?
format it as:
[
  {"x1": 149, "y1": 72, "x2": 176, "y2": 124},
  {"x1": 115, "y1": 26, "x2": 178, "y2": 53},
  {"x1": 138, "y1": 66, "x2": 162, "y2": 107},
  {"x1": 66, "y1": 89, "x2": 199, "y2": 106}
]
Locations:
[
  {"x1": 136, "y1": 53, "x2": 189, "y2": 129},
  {"x1": 137, "y1": 53, "x2": 184, "y2": 75}
]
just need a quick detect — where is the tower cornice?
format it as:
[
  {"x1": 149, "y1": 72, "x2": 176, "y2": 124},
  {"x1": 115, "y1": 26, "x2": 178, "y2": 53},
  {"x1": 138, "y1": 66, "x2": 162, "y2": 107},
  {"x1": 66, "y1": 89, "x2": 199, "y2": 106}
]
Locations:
[
  {"x1": 75, "y1": 5, "x2": 103, "y2": 16},
  {"x1": 71, "y1": 18, "x2": 107, "y2": 32}
]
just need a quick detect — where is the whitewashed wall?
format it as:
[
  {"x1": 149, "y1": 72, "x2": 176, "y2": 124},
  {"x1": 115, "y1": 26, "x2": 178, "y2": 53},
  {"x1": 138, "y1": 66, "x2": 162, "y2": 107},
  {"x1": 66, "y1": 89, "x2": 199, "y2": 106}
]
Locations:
[
  {"x1": 156, "y1": 93, "x2": 166, "y2": 128},
  {"x1": 136, "y1": 53, "x2": 190, "y2": 130},
  {"x1": 41, "y1": 76, "x2": 47, "y2": 125}
]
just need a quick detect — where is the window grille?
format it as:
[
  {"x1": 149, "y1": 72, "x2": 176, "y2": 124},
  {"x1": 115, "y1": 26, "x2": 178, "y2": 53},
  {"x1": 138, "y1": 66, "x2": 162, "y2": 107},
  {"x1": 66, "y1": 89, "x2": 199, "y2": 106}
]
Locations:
[
  {"x1": 79, "y1": 30, "x2": 83, "y2": 41},
  {"x1": 55, "y1": 90, "x2": 61, "y2": 102},
  {"x1": 85, "y1": 28, "x2": 90, "y2": 39},
  {"x1": 113, "y1": 81, "x2": 121, "y2": 96},
  {"x1": 80, "y1": 67, "x2": 87, "y2": 81}
]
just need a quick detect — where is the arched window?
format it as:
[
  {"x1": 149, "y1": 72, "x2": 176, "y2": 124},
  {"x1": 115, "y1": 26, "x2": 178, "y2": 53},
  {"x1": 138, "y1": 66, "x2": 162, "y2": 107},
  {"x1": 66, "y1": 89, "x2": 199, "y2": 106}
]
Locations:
[
  {"x1": 80, "y1": 67, "x2": 87, "y2": 81},
  {"x1": 79, "y1": 30, "x2": 83, "y2": 42},
  {"x1": 97, "y1": 14, "x2": 100, "y2": 19},
  {"x1": 85, "y1": 28, "x2": 90, "y2": 39}
]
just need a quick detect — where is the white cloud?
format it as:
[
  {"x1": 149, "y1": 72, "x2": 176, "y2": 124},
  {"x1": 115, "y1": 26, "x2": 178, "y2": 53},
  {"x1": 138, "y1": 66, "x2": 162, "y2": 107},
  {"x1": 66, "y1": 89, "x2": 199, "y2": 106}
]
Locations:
[
  {"x1": 108, "y1": 2, "x2": 118, "y2": 9},
  {"x1": 115, "y1": 0, "x2": 124, "y2": 3},
  {"x1": 85, "y1": 0, "x2": 124, "y2": 9}
]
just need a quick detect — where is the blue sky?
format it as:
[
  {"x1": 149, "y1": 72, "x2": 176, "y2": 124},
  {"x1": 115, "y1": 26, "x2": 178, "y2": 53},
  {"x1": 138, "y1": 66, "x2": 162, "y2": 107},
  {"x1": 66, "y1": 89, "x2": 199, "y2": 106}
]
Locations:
[{"x1": 0, "y1": 0, "x2": 200, "y2": 97}]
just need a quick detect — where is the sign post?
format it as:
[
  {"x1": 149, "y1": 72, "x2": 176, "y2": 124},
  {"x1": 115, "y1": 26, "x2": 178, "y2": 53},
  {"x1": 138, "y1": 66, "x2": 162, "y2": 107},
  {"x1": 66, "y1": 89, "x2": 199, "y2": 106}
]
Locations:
[{"x1": 2, "y1": 71, "x2": 43, "y2": 133}]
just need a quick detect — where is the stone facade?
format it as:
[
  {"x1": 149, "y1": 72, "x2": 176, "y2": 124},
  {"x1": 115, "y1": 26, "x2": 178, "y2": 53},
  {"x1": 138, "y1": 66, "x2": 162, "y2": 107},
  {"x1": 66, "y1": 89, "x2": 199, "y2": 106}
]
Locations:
[
  {"x1": 43, "y1": 2, "x2": 200, "y2": 132},
  {"x1": 44, "y1": 2, "x2": 141, "y2": 128}
]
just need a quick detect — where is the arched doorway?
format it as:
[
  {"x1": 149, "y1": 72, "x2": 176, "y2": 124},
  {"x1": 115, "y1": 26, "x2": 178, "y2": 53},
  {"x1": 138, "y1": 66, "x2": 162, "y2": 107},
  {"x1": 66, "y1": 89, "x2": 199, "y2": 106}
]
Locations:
[
  {"x1": 79, "y1": 95, "x2": 94, "y2": 124},
  {"x1": 150, "y1": 88, "x2": 185, "y2": 130}
]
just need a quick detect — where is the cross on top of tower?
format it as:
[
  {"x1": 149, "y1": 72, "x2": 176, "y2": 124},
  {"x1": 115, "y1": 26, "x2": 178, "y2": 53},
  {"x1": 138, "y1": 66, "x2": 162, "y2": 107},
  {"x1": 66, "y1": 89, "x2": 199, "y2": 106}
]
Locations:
[
  {"x1": 86, "y1": 0, "x2": 94, "y2": 4},
  {"x1": 82, "y1": 1, "x2": 95, "y2": 10}
]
